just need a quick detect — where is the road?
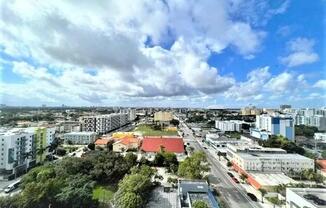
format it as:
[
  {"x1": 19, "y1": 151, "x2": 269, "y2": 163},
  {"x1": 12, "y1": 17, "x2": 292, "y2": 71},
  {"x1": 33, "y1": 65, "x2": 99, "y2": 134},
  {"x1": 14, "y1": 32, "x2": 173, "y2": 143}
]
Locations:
[{"x1": 180, "y1": 122, "x2": 262, "y2": 208}]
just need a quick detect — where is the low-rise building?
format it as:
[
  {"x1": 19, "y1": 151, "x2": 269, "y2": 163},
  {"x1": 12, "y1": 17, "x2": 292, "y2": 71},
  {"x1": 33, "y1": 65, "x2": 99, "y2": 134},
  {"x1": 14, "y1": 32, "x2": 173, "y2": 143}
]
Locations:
[
  {"x1": 112, "y1": 137, "x2": 140, "y2": 152},
  {"x1": 63, "y1": 132, "x2": 97, "y2": 144},
  {"x1": 141, "y1": 136, "x2": 184, "y2": 154},
  {"x1": 286, "y1": 188, "x2": 326, "y2": 208},
  {"x1": 178, "y1": 179, "x2": 219, "y2": 208},
  {"x1": 94, "y1": 138, "x2": 111, "y2": 148},
  {"x1": 250, "y1": 128, "x2": 269, "y2": 140}
]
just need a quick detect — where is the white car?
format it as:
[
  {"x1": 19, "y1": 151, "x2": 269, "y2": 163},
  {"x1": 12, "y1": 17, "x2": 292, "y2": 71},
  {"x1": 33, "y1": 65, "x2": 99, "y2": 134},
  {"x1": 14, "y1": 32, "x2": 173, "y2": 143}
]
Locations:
[{"x1": 4, "y1": 180, "x2": 21, "y2": 193}]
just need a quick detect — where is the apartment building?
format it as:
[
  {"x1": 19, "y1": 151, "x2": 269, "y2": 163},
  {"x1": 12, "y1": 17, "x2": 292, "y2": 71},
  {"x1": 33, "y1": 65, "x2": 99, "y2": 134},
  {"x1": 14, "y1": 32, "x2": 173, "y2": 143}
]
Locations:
[
  {"x1": 80, "y1": 113, "x2": 130, "y2": 134},
  {"x1": 241, "y1": 106, "x2": 262, "y2": 116},
  {"x1": 121, "y1": 108, "x2": 136, "y2": 121},
  {"x1": 154, "y1": 111, "x2": 173, "y2": 122},
  {"x1": 26, "y1": 126, "x2": 56, "y2": 164},
  {"x1": 215, "y1": 120, "x2": 243, "y2": 132},
  {"x1": 0, "y1": 128, "x2": 35, "y2": 178},
  {"x1": 254, "y1": 114, "x2": 295, "y2": 140},
  {"x1": 63, "y1": 132, "x2": 97, "y2": 144},
  {"x1": 295, "y1": 115, "x2": 326, "y2": 131}
]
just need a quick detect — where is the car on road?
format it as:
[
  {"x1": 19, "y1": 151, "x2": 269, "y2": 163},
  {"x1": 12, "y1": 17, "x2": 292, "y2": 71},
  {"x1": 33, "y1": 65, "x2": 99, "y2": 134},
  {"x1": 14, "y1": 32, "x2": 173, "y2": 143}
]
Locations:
[
  {"x1": 4, "y1": 180, "x2": 21, "y2": 193},
  {"x1": 247, "y1": 193, "x2": 258, "y2": 202},
  {"x1": 232, "y1": 177, "x2": 239, "y2": 183},
  {"x1": 227, "y1": 172, "x2": 234, "y2": 177}
]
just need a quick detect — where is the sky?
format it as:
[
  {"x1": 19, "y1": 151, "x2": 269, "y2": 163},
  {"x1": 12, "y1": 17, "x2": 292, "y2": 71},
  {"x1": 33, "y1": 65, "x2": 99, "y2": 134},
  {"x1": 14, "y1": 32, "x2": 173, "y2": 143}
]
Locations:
[{"x1": 0, "y1": 0, "x2": 325, "y2": 108}]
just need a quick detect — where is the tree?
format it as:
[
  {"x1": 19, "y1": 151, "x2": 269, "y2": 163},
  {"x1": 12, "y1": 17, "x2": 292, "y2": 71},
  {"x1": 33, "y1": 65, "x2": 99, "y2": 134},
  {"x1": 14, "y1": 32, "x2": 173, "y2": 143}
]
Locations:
[
  {"x1": 125, "y1": 152, "x2": 138, "y2": 168},
  {"x1": 114, "y1": 168, "x2": 153, "y2": 208},
  {"x1": 178, "y1": 151, "x2": 210, "y2": 179},
  {"x1": 192, "y1": 200, "x2": 209, "y2": 208},
  {"x1": 240, "y1": 173, "x2": 248, "y2": 182},
  {"x1": 258, "y1": 188, "x2": 267, "y2": 203},
  {"x1": 226, "y1": 161, "x2": 233, "y2": 168},
  {"x1": 321, "y1": 150, "x2": 326, "y2": 159},
  {"x1": 56, "y1": 147, "x2": 66, "y2": 156},
  {"x1": 170, "y1": 119, "x2": 180, "y2": 126},
  {"x1": 87, "y1": 143, "x2": 95, "y2": 150},
  {"x1": 55, "y1": 174, "x2": 97, "y2": 208}
]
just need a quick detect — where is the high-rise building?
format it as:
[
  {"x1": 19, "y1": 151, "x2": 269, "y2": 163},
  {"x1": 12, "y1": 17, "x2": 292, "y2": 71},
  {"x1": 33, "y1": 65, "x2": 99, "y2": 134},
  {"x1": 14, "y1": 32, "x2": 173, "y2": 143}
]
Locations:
[
  {"x1": 255, "y1": 114, "x2": 295, "y2": 140},
  {"x1": 215, "y1": 120, "x2": 243, "y2": 132}
]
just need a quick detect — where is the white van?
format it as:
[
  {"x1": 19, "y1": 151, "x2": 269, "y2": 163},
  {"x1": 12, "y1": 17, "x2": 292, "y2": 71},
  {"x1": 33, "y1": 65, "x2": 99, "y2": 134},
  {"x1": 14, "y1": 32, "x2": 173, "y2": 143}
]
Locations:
[{"x1": 4, "y1": 180, "x2": 21, "y2": 193}]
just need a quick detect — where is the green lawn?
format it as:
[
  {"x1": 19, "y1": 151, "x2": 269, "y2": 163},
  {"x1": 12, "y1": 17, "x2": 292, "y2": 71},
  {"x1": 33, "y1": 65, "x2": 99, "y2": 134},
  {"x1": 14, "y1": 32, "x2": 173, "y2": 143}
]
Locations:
[
  {"x1": 92, "y1": 185, "x2": 116, "y2": 203},
  {"x1": 134, "y1": 124, "x2": 178, "y2": 136}
]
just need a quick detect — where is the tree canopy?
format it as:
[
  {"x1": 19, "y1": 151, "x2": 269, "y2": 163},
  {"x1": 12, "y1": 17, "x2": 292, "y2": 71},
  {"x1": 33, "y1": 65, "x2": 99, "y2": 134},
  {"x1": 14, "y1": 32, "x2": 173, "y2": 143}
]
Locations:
[
  {"x1": 192, "y1": 200, "x2": 209, "y2": 208},
  {"x1": 178, "y1": 151, "x2": 210, "y2": 179}
]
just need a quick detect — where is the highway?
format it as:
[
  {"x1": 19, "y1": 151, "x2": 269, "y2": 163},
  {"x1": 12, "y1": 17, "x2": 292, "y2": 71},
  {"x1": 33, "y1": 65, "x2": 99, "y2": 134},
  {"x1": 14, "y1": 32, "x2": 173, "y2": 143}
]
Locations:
[{"x1": 180, "y1": 122, "x2": 262, "y2": 208}]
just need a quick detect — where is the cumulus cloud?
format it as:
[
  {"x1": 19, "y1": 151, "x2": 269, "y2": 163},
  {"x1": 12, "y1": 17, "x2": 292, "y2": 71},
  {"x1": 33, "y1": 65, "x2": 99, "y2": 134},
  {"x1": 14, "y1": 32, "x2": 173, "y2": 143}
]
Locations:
[
  {"x1": 280, "y1": 37, "x2": 319, "y2": 67},
  {"x1": 314, "y1": 80, "x2": 326, "y2": 89}
]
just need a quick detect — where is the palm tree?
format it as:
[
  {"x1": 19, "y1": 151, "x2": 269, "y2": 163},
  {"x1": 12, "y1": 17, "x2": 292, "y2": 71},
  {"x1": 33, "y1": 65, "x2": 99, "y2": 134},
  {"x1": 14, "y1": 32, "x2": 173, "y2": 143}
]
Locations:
[
  {"x1": 240, "y1": 173, "x2": 248, "y2": 183},
  {"x1": 258, "y1": 188, "x2": 267, "y2": 203}
]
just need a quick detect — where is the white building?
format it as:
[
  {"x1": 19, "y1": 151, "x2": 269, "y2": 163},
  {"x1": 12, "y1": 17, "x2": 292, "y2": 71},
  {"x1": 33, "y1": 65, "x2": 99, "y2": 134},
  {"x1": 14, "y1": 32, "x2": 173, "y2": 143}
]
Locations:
[
  {"x1": 121, "y1": 108, "x2": 136, "y2": 121},
  {"x1": 286, "y1": 188, "x2": 326, "y2": 208},
  {"x1": 295, "y1": 115, "x2": 326, "y2": 131},
  {"x1": 229, "y1": 147, "x2": 314, "y2": 174},
  {"x1": 255, "y1": 114, "x2": 295, "y2": 140},
  {"x1": 215, "y1": 120, "x2": 243, "y2": 132},
  {"x1": 0, "y1": 128, "x2": 36, "y2": 178},
  {"x1": 80, "y1": 113, "x2": 130, "y2": 134},
  {"x1": 63, "y1": 132, "x2": 97, "y2": 144},
  {"x1": 314, "y1": 133, "x2": 326, "y2": 143}
]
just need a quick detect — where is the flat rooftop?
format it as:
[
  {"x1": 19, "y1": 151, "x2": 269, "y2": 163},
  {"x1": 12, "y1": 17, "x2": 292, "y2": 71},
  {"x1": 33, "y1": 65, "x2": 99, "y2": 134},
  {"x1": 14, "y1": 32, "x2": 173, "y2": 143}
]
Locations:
[
  {"x1": 237, "y1": 152, "x2": 312, "y2": 161},
  {"x1": 289, "y1": 188, "x2": 326, "y2": 208},
  {"x1": 64, "y1": 131, "x2": 96, "y2": 135},
  {"x1": 250, "y1": 172, "x2": 297, "y2": 187}
]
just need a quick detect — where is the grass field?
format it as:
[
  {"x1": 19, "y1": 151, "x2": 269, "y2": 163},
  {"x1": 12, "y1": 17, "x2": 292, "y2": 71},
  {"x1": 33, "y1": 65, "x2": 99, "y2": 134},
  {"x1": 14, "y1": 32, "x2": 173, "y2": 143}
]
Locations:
[
  {"x1": 134, "y1": 124, "x2": 178, "y2": 136},
  {"x1": 92, "y1": 185, "x2": 116, "y2": 203}
]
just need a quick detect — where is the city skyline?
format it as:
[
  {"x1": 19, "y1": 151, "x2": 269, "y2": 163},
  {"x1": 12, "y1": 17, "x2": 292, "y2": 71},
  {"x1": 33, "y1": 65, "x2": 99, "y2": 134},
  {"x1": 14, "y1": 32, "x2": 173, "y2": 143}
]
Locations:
[{"x1": 0, "y1": 0, "x2": 325, "y2": 108}]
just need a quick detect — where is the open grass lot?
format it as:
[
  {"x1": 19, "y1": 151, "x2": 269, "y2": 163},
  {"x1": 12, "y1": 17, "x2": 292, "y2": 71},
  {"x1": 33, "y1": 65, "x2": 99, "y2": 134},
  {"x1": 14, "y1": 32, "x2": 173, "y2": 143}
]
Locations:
[
  {"x1": 134, "y1": 124, "x2": 178, "y2": 136},
  {"x1": 92, "y1": 185, "x2": 117, "y2": 203}
]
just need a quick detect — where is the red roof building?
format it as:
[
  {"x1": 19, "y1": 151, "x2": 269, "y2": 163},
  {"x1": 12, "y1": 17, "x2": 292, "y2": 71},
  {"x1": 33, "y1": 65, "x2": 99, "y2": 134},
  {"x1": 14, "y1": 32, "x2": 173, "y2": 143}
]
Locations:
[{"x1": 141, "y1": 137, "x2": 185, "y2": 153}]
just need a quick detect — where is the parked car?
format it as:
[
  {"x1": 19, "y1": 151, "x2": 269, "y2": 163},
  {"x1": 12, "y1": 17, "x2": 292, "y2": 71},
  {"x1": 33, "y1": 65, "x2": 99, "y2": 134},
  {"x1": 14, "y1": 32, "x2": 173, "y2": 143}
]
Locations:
[
  {"x1": 227, "y1": 172, "x2": 234, "y2": 177},
  {"x1": 247, "y1": 193, "x2": 258, "y2": 202},
  {"x1": 232, "y1": 177, "x2": 239, "y2": 183}
]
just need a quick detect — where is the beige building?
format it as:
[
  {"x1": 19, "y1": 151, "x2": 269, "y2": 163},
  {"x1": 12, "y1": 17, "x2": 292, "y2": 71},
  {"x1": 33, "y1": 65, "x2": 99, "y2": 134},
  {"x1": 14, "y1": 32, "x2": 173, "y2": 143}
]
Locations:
[
  {"x1": 154, "y1": 111, "x2": 173, "y2": 122},
  {"x1": 241, "y1": 106, "x2": 262, "y2": 116},
  {"x1": 112, "y1": 137, "x2": 140, "y2": 152}
]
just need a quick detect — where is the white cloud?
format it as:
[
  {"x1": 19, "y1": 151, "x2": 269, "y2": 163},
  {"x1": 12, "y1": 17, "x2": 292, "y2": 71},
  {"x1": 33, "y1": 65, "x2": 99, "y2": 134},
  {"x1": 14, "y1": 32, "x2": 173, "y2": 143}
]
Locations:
[
  {"x1": 314, "y1": 80, "x2": 326, "y2": 89},
  {"x1": 280, "y1": 37, "x2": 319, "y2": 67},
  {"x1": 265, "y1": 72, "x2": 293, "y2": 92}
]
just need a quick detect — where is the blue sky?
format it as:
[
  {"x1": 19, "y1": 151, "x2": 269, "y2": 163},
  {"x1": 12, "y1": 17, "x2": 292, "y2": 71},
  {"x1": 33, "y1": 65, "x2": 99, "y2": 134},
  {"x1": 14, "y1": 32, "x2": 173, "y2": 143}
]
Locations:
[{"x1": 0, "y1": 0, "x2": 325, "y2": 108}]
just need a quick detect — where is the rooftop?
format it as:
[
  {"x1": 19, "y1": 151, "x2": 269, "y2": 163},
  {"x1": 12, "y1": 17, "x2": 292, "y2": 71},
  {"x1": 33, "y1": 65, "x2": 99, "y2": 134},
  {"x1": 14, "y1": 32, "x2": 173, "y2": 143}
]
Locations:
[
  {"x1": 64, "y1": 131, "x2": 97, "y2": 136},
  {"x1": 237, "y1": 152, "x2": 312, "y2": 161},
  {"x1": 250, "y1": 172, "x2": 297, "y2": 187},
  {"x1": 141, "y1": 137, "x2": 184, "y2": 153},
  {"x1": 288, "y1": 188, "x2": 326, "y2": 208}
]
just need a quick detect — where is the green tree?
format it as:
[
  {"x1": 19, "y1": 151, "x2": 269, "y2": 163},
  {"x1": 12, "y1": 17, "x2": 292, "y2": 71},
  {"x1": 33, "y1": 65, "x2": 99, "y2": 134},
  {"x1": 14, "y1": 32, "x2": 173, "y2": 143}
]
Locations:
[
  {"x1": 226, "y1": 161, "x2": 233, "y2": 168},
  {"x1": 321, "y1": 150, "x2": 326, "y2": 159},
  {"x1": 125, "y1": 152, "x2": 138, "y2": 168},
  {"x1": 115, "y1": 192, "x2": 143, "y2": 208},
  {"x1": 170, "y1": 119, "x2": 180, "y2": 126},
  {"x1": 55, "y1": 174, "x2": 97, "y2": 208},
  {"x1": 240, "y1": 173, "x2": 248, "y2": 182},
  {"x1": 178, "y1": 151, "x2": 210, "y2": 179},
  {"x1": 192, "y1": 200, "x2": 209, "y2": 208},
  {"x1": 258, "y1": 188, "x2": 267, "y2": 203}
]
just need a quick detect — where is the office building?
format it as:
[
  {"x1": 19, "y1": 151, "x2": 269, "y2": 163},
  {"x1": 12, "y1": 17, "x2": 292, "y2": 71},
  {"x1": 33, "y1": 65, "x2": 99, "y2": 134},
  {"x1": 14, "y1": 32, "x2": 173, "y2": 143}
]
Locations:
[
  {"x1": 63, "y1": 132, "x2": 97, "y2": 144},
  {"x1": 255, "y1": 114, "x2": 295, "y2": 140},
  {"x1": 286, "y1": 188, "x2": 326, "y2": 208},
  {"x1": 80, "y1": 113, "x2": 130, "y2": 134}
]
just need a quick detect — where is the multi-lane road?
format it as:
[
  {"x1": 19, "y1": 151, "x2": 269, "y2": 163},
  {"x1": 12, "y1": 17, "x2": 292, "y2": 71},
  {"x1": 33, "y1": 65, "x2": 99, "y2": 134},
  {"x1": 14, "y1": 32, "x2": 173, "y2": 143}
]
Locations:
[{"x1": 180, "y1": 121, "x2": 262, "y2": 208}]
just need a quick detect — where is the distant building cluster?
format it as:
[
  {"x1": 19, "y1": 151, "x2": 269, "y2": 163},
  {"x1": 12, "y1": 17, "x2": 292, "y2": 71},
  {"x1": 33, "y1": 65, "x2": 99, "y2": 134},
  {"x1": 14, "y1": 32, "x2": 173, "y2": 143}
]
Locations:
[
  {"x1": 251, "y1": 114, "x2": 295, "y2": 140},
  {"x1": 284, "y1": 108, "x2": 326, "y2": 131},
  {"x1": 241, "y1": 106, "x2": 262, "y2": 116}
]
